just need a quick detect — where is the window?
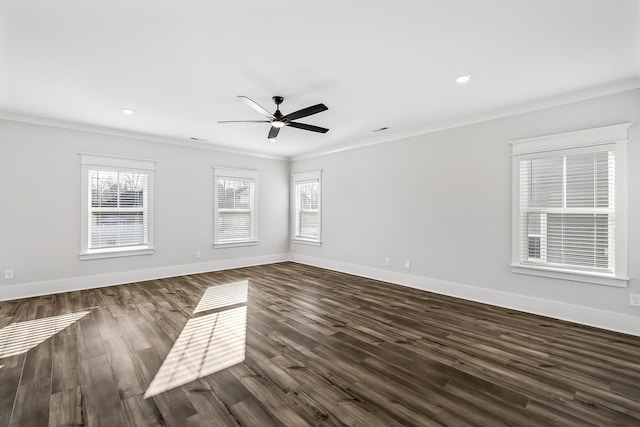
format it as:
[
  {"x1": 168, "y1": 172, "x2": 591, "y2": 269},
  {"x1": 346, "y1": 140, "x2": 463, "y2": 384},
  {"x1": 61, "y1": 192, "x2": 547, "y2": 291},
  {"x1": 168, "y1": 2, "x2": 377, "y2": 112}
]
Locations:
[
  {"x1": 80, "y1": 154, "x2": 154, "y2": 259},
  {"x1": 213, "y1": 167, "x2": 257, "y2": 247},
  {"x1": 510, "y1": 123, "x2": 630, "y2": 287},
  {"x1": 292, "y1": 170, "x2": 322, "y2": 245}
]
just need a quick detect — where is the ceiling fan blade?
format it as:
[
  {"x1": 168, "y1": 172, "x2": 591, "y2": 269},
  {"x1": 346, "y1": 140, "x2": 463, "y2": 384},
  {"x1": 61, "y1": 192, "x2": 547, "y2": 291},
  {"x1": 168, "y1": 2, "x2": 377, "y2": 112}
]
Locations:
[
  {"x1": 283, "y1": 103, "x2": 328, "y2": 121},
  {"x1": 288, "y1": 122, "x2": 329, "y2": 133},
  {"x1": 238, "y1": 96, "x2": 275, "y2": 119},
  {"x1": 267, "y1": 126, "x2": 280, "y2": 139},
  {"x1": 217, "y1": 120, "x2": 271, "y2": 123}
]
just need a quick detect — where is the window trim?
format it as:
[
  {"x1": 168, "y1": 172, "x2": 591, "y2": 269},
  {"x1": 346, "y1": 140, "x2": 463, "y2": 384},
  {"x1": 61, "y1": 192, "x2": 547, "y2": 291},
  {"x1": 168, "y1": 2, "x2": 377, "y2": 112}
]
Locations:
[
  {"x1": 79, "y1": 153, "x2": 155, "y2": 260},
  {"x1": 291, "y1": 170, "x2": 322, "y2": 245},
  {"x1": 213, "y1": 167, "x2": 258, "y2": 248},
  {"x1": 509, "y1": 123, "x2": 630, "y2": 287}
]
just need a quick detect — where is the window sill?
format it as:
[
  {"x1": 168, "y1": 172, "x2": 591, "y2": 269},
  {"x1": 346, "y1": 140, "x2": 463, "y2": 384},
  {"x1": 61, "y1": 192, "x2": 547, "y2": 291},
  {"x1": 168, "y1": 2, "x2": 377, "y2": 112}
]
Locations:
[
  {"x1": 291, "y1": 238, "x2": 322, "y2": 247},
  {"x1": 510, "y1": 264, "x2": 628, "y2": 287},
  {"x1": 214, "y1": 240, "x2": 258, "y2": 249},
  {"x1": 80, "y1": 246, "x2": 154, "y2": 260}
]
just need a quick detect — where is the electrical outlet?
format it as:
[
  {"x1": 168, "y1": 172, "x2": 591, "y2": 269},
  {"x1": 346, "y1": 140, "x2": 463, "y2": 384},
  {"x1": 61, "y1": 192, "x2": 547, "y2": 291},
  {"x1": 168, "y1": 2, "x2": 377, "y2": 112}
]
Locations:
[
  {"x1": 630, "y1": 293, "x2": 640, "y2": 307},
  {"x1": 195, "y1": 251, "x2": 201, "y2": 259},
  {"x1": 385, "y1": 258, "x2": 390, "y2": 266},
  {"x1": 4, "y1": 270, "x2": 14, "y2": 280},
  {"x1": 404, "y1": 260, "x2": 410, "y2": 269}
]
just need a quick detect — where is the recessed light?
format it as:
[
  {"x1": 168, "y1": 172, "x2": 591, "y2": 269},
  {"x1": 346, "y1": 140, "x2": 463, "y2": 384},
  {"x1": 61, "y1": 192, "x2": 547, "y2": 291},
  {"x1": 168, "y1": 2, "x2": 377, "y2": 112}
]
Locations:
[
  {"x1": 122, "y1": 108, "x2": 135, "y2": 115},
  {"x1": 456, "y1": 74, "x2": 471, "y2": 84}
]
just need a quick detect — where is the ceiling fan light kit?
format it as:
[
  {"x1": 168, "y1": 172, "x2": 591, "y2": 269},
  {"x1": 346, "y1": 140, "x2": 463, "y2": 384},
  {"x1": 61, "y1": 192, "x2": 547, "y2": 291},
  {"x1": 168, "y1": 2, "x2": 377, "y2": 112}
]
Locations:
[{"x1": 218, "y1": 95, "x2": 329, "y2": 142}]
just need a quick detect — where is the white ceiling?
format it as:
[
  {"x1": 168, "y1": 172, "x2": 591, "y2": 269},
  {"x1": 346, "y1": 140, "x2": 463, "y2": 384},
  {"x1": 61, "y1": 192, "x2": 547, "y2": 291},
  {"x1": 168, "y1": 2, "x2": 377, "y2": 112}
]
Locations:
[{"x1": 1, "y1": 0, "x2": 639, "y2": 159}]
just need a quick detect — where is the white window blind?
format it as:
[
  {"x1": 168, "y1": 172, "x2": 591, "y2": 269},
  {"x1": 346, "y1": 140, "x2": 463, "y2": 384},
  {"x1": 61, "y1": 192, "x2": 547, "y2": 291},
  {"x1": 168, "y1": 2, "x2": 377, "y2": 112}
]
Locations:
[
  {"x1": 89, "y1": 169, "x2": 149, "y2": 249},
  {"x1": 292, "y1": 170, "x2": 322, "y2": 244},
  {"x1": 295, "y1": 181, "x2": 319, "y2": 239},
  {"x1": 214, "y1": 168, "x2": 257, "y2": 247},
  {"x1": 510, "y1": 123, "x2": 630, "y2": 287},
  {"x1": 80, "y1": 154, "x2": 155, "y2": 260},
  {"x1": 519, "y1": 151, "x2": 614, "y2": 274}
]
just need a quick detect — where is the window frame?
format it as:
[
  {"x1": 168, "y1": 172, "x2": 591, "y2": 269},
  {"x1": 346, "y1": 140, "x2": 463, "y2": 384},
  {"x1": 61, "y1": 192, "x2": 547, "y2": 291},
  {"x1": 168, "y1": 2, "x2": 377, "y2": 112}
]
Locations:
[
  {"x1": 80, "y1": 153, "x2": 155, "y2": 260},
  {"x1": 291, "y1": 170, "x2": 322, "y2": 246},
  {"x1": 213, "y1": 167, "x2": 258, "y2": 248},
  {"x1": 510, "y1": 123, "x2": 630, "y2": 287}
]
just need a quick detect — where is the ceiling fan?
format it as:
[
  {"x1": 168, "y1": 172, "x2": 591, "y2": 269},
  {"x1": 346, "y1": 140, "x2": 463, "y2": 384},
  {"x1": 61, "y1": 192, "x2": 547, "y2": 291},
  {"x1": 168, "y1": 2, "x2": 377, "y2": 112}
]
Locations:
[{"x1": 218, "y1": 96, "x2": 329, "y2": 141}]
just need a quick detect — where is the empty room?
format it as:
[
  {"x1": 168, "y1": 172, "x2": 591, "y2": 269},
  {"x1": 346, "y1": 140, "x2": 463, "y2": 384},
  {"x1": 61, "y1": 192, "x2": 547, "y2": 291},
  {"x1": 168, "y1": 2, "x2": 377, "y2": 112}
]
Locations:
[{"x1": 1, "y1": 1, "x2": 640, "y2": 426}]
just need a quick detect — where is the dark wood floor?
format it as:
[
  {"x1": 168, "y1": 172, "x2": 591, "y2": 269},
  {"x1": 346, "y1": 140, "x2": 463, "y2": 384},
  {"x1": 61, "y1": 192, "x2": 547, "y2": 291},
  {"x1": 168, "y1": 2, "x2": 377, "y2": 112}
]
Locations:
[{"x1": 1, "y1": 262, "x2": 640, "y2": 426}]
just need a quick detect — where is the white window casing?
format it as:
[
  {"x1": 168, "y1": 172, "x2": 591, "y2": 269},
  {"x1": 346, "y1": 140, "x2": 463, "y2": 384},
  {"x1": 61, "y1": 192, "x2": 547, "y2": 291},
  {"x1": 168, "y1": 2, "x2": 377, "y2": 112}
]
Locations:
[
  {"x1": 80, "y1": 153, "x2": 155, "y2": 260},
  {"x1": 510, "y1": 123, "x2": 630, "y2": 287},
  {"x1": 292, "y1": 170, "x2": 322, "y2": 245},
  {"x1": 213, "y1": 167, "x2": 258, "y2": 248}
]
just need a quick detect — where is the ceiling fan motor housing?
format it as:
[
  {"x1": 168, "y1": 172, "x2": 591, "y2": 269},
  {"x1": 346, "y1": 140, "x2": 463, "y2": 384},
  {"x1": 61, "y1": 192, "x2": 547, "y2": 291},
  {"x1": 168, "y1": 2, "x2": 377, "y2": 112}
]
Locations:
[
  {"x1": 218, "y1": 95, "x2": 329, "y2": 139},
  {"x1": 272, "y1": 96, "x2": 284, "y2": 119}
]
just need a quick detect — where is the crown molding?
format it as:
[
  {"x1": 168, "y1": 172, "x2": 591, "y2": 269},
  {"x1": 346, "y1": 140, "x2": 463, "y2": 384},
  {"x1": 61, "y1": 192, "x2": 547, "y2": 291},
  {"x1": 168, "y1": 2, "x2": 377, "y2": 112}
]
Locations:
[{"x1": 0, "y1": 111, "x2": 288, "y2": 161}]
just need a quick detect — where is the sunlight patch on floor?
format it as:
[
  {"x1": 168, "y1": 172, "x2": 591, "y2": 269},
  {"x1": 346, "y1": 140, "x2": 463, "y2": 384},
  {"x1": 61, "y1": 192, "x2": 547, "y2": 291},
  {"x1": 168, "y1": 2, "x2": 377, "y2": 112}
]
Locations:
[
  {"x1": 193, "y1": 280, "x2": 248, "y2": 314},
  {"x1": 144, "y1": 281, "x2": 249, "y2": 398},
  {"x1": 0, "y1": 311, "x2": 90, "y2": 358}
]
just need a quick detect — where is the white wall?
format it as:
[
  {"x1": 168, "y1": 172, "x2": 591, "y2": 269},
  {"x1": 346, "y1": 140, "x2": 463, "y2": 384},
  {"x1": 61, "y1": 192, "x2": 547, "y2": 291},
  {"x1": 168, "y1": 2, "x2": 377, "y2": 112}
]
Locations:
[
  {"x1": 0, "y1": 119, "x2": 290, "y2": 299},
  {"x1": 2, "y1": 89, "x2": 639, "y2": 336},
  {"x1": 291, "y1": 89, "x2": 640, "y2": 335}
]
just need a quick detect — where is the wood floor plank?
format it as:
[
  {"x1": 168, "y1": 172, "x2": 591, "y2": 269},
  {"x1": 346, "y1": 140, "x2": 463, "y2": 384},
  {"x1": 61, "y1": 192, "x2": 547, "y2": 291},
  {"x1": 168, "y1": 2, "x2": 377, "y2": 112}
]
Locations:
[
  {"x1": 76, "y1": 314, "x2": 105, "y2": 361},
  {"x1": 114, "y1": 315, "x2": 152, "y2": 352},
  {"x1": 9, "y1": 335, "x2": 53, "y2": 427},
  {"x1": 121, "y1": 395, "x2": 166, "y2": 427},
  {"x1": 230, "y1": 396, "x2": 279, "y2": 427},
  {"x1": 79, "y1": 355, "x2": 127, "y2": 426},
  {"x1": 51, "y1": 332, "x2": 79, "y2": 395},
  {"x1": 0, "y1": 354, "x2": 24, "y2": 427},
  {"x1": 49, "y1": 386, "x2": 83, "y2": 427},
  {"x1": 94, "y1": 307, "x2": 123, "y2": 341},
  {"x1": 182, "y1": 379, "x2": 241, "y2": 427},
  {"x1": 132, "y1": 347, "x2": 198, "y2": 425},
  {"x1": 103, "y1": 336, "x2": 143, "y2": 399},
  {"x1": 233, "y1": 373, "x2": 312, "y2": 426}
]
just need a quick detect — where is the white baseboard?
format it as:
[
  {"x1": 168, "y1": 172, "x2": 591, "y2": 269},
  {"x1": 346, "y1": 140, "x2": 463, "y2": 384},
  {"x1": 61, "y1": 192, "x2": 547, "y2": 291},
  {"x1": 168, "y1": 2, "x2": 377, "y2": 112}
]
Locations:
[
  {"x1": 290, "y1": 253, "x2": 640, "y2": 337},
  {"x1": 0, "y1": 253, "x2": 289, "y2": 302},
  {"x1": 4, "y1": 252, "x2": 638, "y2": 337}
]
